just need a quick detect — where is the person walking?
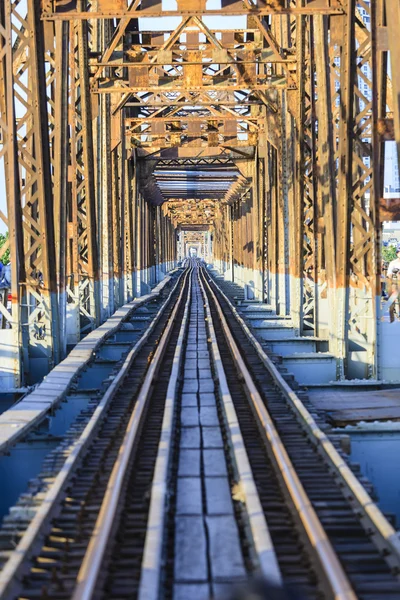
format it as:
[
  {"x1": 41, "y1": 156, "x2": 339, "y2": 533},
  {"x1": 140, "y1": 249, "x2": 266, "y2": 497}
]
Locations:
[{"x1": 387, "y1": 243, "x2": 400, "y2": 322}]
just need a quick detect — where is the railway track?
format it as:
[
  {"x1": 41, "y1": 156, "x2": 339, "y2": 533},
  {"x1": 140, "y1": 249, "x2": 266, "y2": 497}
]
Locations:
[
  {"x1": 0, "y1": 266, "x2": 190, "y2": 598},
  {"x1": 0, "y1": 261, "x2": 399, "y2": 599}
]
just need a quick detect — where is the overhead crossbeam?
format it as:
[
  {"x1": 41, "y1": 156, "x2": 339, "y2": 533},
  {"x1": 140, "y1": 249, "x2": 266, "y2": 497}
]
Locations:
[{"x1": 42, "y1": 3, "x2": 345, "y2": 19}]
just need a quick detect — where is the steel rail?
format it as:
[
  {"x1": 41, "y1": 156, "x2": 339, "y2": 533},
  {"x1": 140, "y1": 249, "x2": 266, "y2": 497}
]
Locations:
[
  {"x1": 202, "y1": 267, "x2": 400, "y2": 575},
  {"x1": 137, "y1": 266, "x2": 193, "y2": 600},
  {"x1": 0, "y1": 268, "x2": 188, "y2": 600},
  {"x1": 72, "y1": 267, "x2": 193, "y2": 600},
  {"x1": 137, "y1": 264, "x2": 283, "y2": 599},
  {"x1": 199, "y1": 268, "x2": 357, "y2": 600},
  {"x1": 197, "y1": 268, "x2": 282, "y2": 586}
]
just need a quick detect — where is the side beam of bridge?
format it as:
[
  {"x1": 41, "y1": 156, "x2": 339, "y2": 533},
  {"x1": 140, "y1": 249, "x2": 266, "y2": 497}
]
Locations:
[
  {"x1": 0, "y1": 1, "x2": 177, "y2": 388},
  {"x1": 212, "y1": 2, "x2": 391, "y2": 380},
  {"x1": 0, "y1": 0, "x2": 398, "y2": 387}
]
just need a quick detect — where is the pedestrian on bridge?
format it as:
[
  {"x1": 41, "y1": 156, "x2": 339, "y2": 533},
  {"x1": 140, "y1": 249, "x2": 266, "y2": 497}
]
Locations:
[{"x1": 387, "y1": 243, "x2": 400, "y2": 322}]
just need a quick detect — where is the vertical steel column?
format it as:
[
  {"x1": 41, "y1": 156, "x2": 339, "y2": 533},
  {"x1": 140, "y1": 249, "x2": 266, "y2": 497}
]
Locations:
[
  {"x1": 155, "y1": 206, "x2": 162, "y2": 280},
  {"x1": 123, "y1": 155, "x2": 134, "y2": 300},
  {"x1": 236, "y1": 199, "x2": 240, "y2": 279},
  {"x1": 144, "y1": 200, "x2": 148, "y2": 284},
  {"x1": 245, "y1": 192, "x2": 251, "y2": 295},
  {"x1": 314, "y1": 16, "x2": 338, "y2": 352},
  {"x1": 53, "y1": 21, "x2": 69, "y2": 358},
  {"x1": 267, "y1": 143, "x2": 278, "y2": 313},
  {"x1": 262, "y1": 153, "x2": 270, "y2": 305},
  {"x1": 68, "y1": 14, "x2": 101, "y2": 334},
  {"x1": 78, "y1": 15, "x2": 100, "y2": 323},
  {"x1": 228, "y1": 205, "x2": 234, "y2": 281},
  {"x1": 257, "y1": 156, "x2": 266, "y2": 302},
  {"x1": 330, "y1": 4, "x2": 352, "y2": 377},
  {"x1": 370, "y1": 0, "x2": 384, "y2": 378},
  {"x1": 296, "y1": 13, "x2": 317, "y2": 333},
  {"x1": 143, "y1": 197, "x2": 147, "y2": 284},
  {"x1": 252, "y1": 156, "x2": 262, "y2": 299},
  {"x1": 139, "y1": 195, "x2": 143, "y2": 291},
  {"x1": 111, "y1": 144, "x2": 122, "y2": 309},
  {"x1": 120, "y1": 133, "x2": 127, "y2": 303},
  {"x1": 130, "y1": 154, "x2": 137, "y2": 295},
  {"x1": 276, "y1": 16, "x2": 291, "y2": 316},
  {"x1": 336, "y1": 1, "x2": 355, "y2": 377},
  {"x1": 97, "y1": 20, "x2": 113, "y2": 319},
  {"x1": 150, "y1": 205, "x2": 155, "y2": 285},
  {"x1": 335, "y1": 0, "x2": 380, "y2": 378},
  {"x1": 0, "y1": 0, "x2": 61, "y2": 385},
  {"x1": 166, "y1": 211, "x2": 170, "y2": 271},
  {"x1": 135, "y1": 192, "x2": 141, "y2": 296},
  {"x1": 289, "y1": 15, "x2": 304, "y2": 331},
  {"x1": 160, "y1": 206, "x2": 165, "y2": 273},
  {"x1": 171, "y1": 220, "x2": 175, "y2": 269},
  {"x1": 170, "y1": 219, "x2": 173, "y2": 271},
  {"x1": 147, "y1": 201, "x2": 150, "y2": 281},
  {"x1": 240, "y1": 199, "x2": 245, "y2": 285},
  {"x1": 0, "y1": 0, "x2": 24, "y2": 386}
]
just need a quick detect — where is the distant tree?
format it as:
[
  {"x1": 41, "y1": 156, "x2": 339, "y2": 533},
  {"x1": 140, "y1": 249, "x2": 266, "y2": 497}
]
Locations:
[
  {"x1": 382, "y1": 245, "x2": 398, "y2": 263},
  {"x1": 0, "y1": 232, "x2": 10, "y2": 265}
]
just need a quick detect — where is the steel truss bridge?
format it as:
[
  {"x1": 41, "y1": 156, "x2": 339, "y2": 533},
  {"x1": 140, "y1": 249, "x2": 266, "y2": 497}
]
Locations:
[{"x1": 0, "y1": 0, "x2": 399, "y2": 387}]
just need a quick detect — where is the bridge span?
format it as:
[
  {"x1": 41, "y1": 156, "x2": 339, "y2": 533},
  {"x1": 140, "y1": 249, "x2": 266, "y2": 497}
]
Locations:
[{"x1": 1, "y1": 0, "x2": 400, "y2": 598}]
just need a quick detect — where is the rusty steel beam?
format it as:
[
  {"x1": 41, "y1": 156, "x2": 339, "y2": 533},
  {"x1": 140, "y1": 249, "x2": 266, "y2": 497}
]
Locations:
[
  {"x1": 296, "y1": 14, "x2": 317, "y2": 334},
  {"x1": 52, "y1": 21, "x2": 69, "y2": 358},
  {"x1": 94, "y1": 59, "x2": 297, "y2": 67},
  {"x1": 42, "y1": 6, "x2": 345, "y2": 20},
  {"x1": 313, "y1": 15, "x2": 337, "y2": 357},
  {"x1": 334, "y1": 0, "x2": 382, "y2": 378},
  {"x1": 0, "y1": 0, "x2": 61, "y2": 386},
  {"x1": 94, "y1": 82, "x2": 287, "y2": 94},
  {"x1": 0, "y1": 0, "x2": 24, "y2": 386}
]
